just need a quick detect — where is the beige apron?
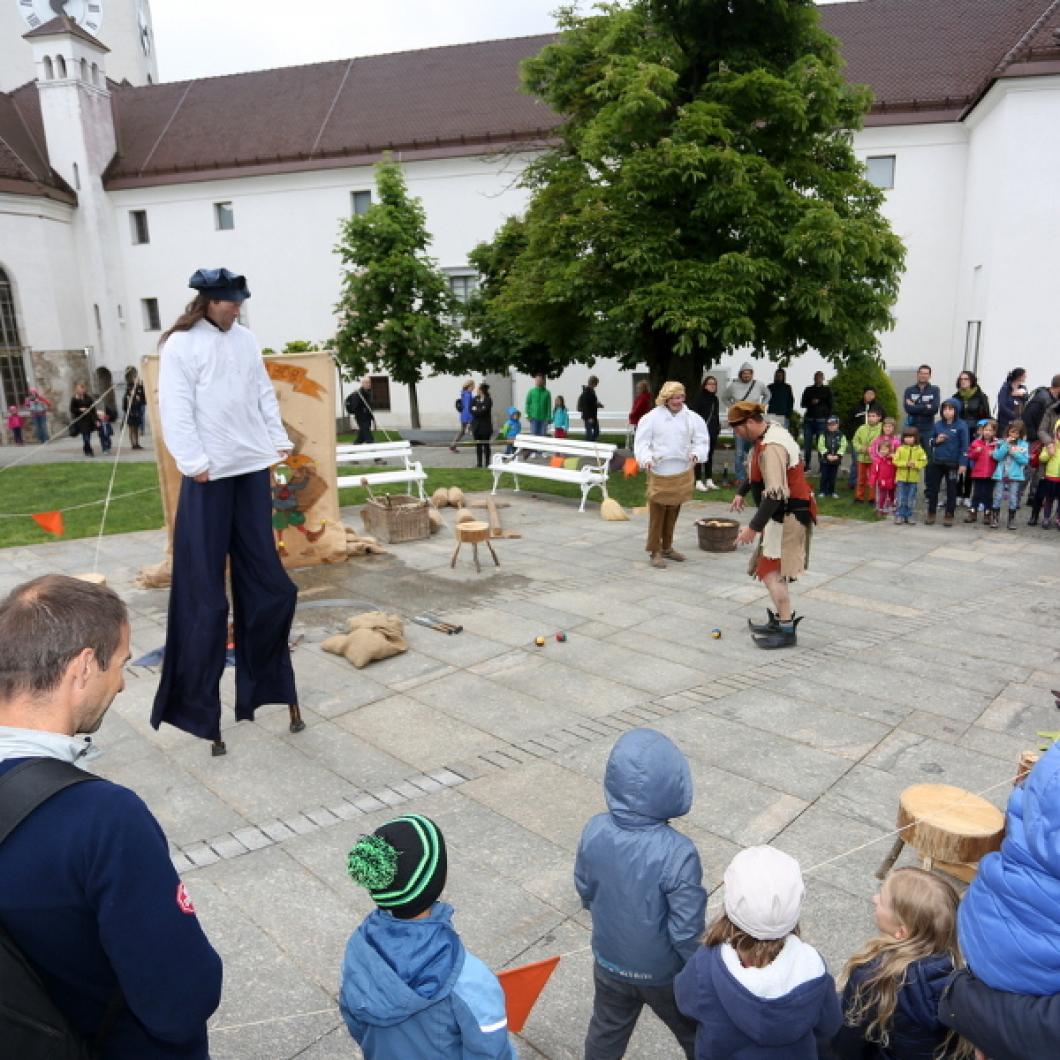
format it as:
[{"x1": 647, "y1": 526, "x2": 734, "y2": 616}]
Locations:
[{"x1": 647, "y1": 467, "x2": 694, "y2": 506}]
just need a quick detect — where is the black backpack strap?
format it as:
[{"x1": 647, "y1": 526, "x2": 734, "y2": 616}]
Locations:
[{"x1": 0, "y1": 758, "x2": 100, "y2": 845}]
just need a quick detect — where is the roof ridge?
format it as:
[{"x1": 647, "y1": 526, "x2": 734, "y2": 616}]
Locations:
[{"x1": 994, "y1": 0, "x2": 1060, "y2": 71}]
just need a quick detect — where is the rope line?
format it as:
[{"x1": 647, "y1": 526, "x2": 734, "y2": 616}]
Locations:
[
  {"x1": 0, "y1": 391, "x2": 118, "y2": 475},
  {"x1": 93, "y1": 400, "x2": 132, "y2": 572},
  {"x1": 0, "y1": 487, "x2": 157, "y2": 518}
]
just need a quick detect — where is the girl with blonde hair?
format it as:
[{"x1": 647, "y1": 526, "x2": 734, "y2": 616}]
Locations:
[{"x1": 834, "y1": 868, "x2": 973, "y2": 1059}]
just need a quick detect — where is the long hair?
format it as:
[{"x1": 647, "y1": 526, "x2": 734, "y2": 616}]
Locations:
[
  {"x1": 159, "y1": 293, "x2": 210, "y2": 348},
  {"x1": 839, "y1": 869, "x2": 971, "y2": 1057},
  {"x1": 702, "y1": 913, "x2": 796, "y2": 969}
]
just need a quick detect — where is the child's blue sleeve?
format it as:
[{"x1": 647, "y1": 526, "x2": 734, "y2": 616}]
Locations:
[
  {"x1": 665, "y1": 844, "x2": 706, "y2": 963},
  {"x1": 1012, "y1": 443, "x2": 1030, "y2": 466},
  {"x1": 451, "y1": 952, "x2": 517, "y2": 1058}
]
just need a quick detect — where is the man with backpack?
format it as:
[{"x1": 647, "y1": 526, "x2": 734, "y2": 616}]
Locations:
[
  {"x1": 0, "y1": 575, "x2": 222, "y2": 1058},
  {"x1": 449, "y1": 379, "x2": 475, "y2": 452}
]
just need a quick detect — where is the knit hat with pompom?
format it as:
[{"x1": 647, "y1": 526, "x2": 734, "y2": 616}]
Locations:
[{"x1": 346, "y1": 814, "x2": 447, "y2": 919}]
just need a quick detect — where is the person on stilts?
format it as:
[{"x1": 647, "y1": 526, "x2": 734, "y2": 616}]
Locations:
[
  {"x1": 728, "y1": 401, "x2": 816, "y2": 649},
  {"x1": 151, "y1": 268, "x2": 304, "y2": 755}
]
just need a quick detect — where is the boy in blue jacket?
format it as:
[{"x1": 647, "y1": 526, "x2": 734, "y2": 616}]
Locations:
[
  {"x1": 575, "y1": 727, "x2": 706, "y2": 1058},
  {"x1": 339, "y1": 814, "x2": 515, "y2": 1059},
  {"x1": 924, "y1": 398, "x2": 969, "y2": 526}
]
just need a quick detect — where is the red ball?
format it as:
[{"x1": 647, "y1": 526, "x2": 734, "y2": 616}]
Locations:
[{"x1": 555, "y1": 632, "x2": 567, "y2": 642}]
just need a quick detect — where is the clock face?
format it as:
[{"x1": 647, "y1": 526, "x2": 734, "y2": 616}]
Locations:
[{"x1": 19, "y1": 1, "x2": 105, "y2": 36}]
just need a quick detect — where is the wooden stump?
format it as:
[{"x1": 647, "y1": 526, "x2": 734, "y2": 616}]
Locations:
[
  {"x1": 450, "y1": 520, "x2": 499, "y2": 573},
  {"x1": 883, "y1": 783, "x2": 1005, "y2": 883}
]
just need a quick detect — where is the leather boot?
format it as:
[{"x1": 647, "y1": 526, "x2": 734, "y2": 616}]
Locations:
[
  {"x1": 989, "y1": 510, "x2": 1000, "y2": 529},
  {"x1": 925, "y1": 512, "x2": 936, "y2": 525},
  {"x1": 964, "y1": 508, "x2": 977, "y2": 523},
  {"x1": 650, "y1": 552, "x2": 667, "y2": 569},
  {"x1": 1007, "y1": 510, "x2": 1017, "y2": 531},
  {"x1": 942, "y1": 512, "x2": 954, "y2": 527},
  {"x1": 753, "y1": 617, "x2": 802, "y2": 650}
]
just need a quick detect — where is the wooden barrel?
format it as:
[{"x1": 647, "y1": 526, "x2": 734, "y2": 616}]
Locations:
[
  {"x1": 696, "y1": 518, "x2": 739, "y2": 552},
  {"x1": 456, "y1": 520, "x2": 490, "y2": 544},
  {"x1": 897, "y1": 783, "x2": 1005, "y2": 866}
]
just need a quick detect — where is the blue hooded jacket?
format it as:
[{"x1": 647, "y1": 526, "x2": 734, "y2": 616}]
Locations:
[
  {"x1": 574, "y1": 728, "x2": 706, "y2": 986},
  {"x1": 339, "y1": 902, "x2": 515, "y2": 1059},
  {"x1": 674, "y1": 938, "x2": 841, "y2": 1059},
  {"x1": 959, "y1": 741, "x2": 1060, "y2": 995},
  {"x1": 832, "y1": 954, "x2": 959, "y2": 1059},
  {"x1": 926, "y1": 405, "x2": 969, "y2": 466}
]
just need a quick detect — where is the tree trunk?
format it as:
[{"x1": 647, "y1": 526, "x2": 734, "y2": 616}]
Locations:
[
  {"x1": 408, "y1": 381, "x2": 421, "y2": 430},
  {"x1": 640, "y1": 322, "x2": 708, "y2": 398}
]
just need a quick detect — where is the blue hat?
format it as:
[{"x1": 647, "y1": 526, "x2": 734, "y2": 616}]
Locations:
[
  {"x1": 188, "y1": 267, "x2": 250, "y2": 302},
  {"x1": 977, "y1": 418, "x2": 990, "y2": 427}
]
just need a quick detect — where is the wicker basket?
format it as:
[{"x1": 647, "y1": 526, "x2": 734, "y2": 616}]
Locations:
[
  {"x1": 696, "y1": 517, "x2": 739, "y2": 552},
  {"x1": 361, "y1": 494, "x2": 430, "y2": 544}
]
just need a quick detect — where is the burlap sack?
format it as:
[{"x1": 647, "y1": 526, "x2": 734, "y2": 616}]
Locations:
[
  {"x1": 322, "y1": 611, "x2": 407, "y2": 668},
  {"x1": 432, "y1": 487, "x2": 450, "y2": 508},
  {"x1": 447, "y1": 487, "x2": 465, "y2": 507},
  {"x1": 428, "y1": 508, "x2": 444, "y2": 534}
]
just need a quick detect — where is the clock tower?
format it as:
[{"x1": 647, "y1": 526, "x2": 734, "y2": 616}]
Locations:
[{"x1": 2, "y1": 0, "x2": 158, "y2": 91}]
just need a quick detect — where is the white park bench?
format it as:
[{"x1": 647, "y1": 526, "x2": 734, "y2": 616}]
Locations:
[
  {"x1": 335, "y1": 440, "x2": 427, "y2": 499},
  {"x1": 567, "y1": 411, "x2": 634, "y2": 447},
  {"x1": 489, "y1": 434, "x2": 617, "y2": 512}
]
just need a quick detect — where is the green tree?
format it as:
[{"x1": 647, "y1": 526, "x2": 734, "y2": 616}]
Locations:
[
  {"x1": 334, "y1": 158, "x2": 457, "y2": 427},
  {"x1": 487, "y1": 0, "x2": 905, "y2": 394},
  {"x1": 830, "y1": 352, "x2": 898, "y2": 435}
]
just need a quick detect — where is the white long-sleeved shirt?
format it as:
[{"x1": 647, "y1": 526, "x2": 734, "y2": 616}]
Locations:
[
  {"x1": 634, "y1": 405, "x2": 711, "y2": 475},
  {"x1": 158, "y1": 318, "x2": 291, "y2": 479}
]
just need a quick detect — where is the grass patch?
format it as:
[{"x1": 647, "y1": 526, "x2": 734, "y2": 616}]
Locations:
[
  {"x1": 0, "y1": 461, "x2": 884, "y2": 549},
  {"x1": 0, "y1": 463, "x2": 164, "y2": 549}
]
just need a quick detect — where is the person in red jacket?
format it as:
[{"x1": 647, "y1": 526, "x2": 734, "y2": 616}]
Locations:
[{"x1": 629, "y1": 380, "x2": 652, "y2": 428}]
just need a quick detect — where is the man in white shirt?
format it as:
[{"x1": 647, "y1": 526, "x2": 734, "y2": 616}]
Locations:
[
  {"x1": 151, "y1": 268, "x2": 304, "y2": 754},
  {"x1": 634, "y1": 381, "x2": 711, "y2": 568}
]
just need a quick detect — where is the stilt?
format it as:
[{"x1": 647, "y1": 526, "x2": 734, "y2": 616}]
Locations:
[{"x1": 288, "y1": 704, "x2": 306, "y2": 733}]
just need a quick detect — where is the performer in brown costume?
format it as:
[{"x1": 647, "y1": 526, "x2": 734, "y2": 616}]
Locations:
[{"x1": 728, "y1": 401, "x2": 816, "y2": 649}]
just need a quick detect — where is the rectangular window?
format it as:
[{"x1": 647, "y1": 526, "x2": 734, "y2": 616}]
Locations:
[
  {"x1": 130, "y1": 210, "x2": 149, "y2": 244},
  {"x1": 369, "y1": 375, "x2": 391, "y2": 412},
  {"x1": 351, "y1": 190, "x2": 371, "y2": 216},
  {"x1": 448, "y1": 274, "x2": 478, "y2": 304},
  {"x1": 214, "y1": 201, "x2": 235, "y2": 230},
  {"x1": 141, "y1": 298, "x2": 161, "y2": 331},
  {"x1": 963, "y1": 321, "x2": 982, "y2": 376},
  {"x1": 865, "y1": 155, "x2": 895, "y2": 190}
]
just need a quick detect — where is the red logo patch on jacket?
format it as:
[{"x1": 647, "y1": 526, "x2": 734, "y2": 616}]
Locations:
[{"x1": 176, "y1": 881, "x2": 196, "y2": 915}]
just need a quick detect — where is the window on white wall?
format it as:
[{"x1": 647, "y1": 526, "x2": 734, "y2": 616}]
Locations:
[
  {"x1": 56, "y1": 55, "x2": 67, "y2": 79},
  {"x1": 369, "y1": 375, "x2": 391, "y2": 411},
  {"x1": 72, "y1": 163, "x2": 80, "y2": 190},
  {"x1": 43, "y1": 56, "x2": 54, "y2": 80},
  {"x1": 963, "y1": 321, "x2": 982, "y2": 376},
  {"x1": 130, "y1": 210, "x2": 149, "y2": 245},
  {"x1": 141, "y1": 299, "x2": 161, "y2": 331},
  {"x1": 80, "y1": 58, "x2": 88, "y2": 81},
  {"x1": 866, "y1": 155, "x2": 896, "y2": 190},
  {"x1": 214, "y1": 201, "x2": 235, "y2": 230},
  {"x1": 91, "y1": 63, "x2": 99, "y2": 85},
  {"x1": 351, "y1": 190, "x2": 371, "y2": 216},
  {"x1": 448, "y1": 274, "x2": 478, "y2": 304}
]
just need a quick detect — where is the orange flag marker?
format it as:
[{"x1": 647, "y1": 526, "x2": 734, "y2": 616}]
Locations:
[
  {"x1": 31, "y1": 511, "x2": 64, "y2": 537},
  {"x1": 497, "y1": 956, "x2": 560, "y2": 1033}
]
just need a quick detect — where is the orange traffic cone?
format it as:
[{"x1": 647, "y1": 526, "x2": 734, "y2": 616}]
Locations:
[{"x1": 497, "y1": 956, "x2": 560, "y2": 1033}]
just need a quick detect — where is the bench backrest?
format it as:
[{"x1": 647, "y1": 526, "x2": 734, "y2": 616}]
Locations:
[
  {"x1": 336, "y1": 441, "x2": 413, "y2": 463},
  {"x1": 510, "y1": 434, "x2": 615, "y2": 463}
]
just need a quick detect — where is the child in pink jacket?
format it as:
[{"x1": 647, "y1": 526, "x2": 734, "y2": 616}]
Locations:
[
  {"x1": 868, "y1": 418, "x2": 899, "y2": 517},
  {"x1": 965, "y1": 420, "x2": 998, "y2": 524}
]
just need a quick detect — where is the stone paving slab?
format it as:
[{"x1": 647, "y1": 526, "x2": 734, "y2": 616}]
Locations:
[{"x1": 3, "y1": 490, "x2": 1058, "y2": 1059}]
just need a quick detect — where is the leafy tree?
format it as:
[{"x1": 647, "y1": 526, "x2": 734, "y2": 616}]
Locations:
[
  {"x1": 485, "y1": 0, "x2": 905, "y2": 394},
  {"x1": 334, "y1": 158, "x2": 457, "y2": 427},
  {"x1": 830, "y1": 352, "x2": 898, "y2": 435}
]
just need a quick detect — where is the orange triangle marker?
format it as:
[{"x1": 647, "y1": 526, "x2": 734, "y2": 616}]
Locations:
[
  {"x1": 497, "y1": 956, "x2": 560, "y2": 1033},
  {"x1": 31, "y1": 511, "x2": 64, "y2": 537}
]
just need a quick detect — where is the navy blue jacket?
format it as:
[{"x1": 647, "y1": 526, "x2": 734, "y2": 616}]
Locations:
[
  {"x1": 675, "y1": 939, "x2": 842, "y2": 1058},
  {"x1": 0, "y1": 757, "x2": 222, "y2": 1058},
  {"x1": 339, "y1": 902, "x2": 515, "y2": 1059},
  {"x1": 832, "y1": 954, "x2": 959, "y2": 1059},
  {"x1": 902, "y1": 384, "x2": 941, "y2": 432},
  {"x1": 574, "y1": 728, "x2": 706, "y2": 986},
  {"x1": 926, "y1": 413, "x2": 969, "y2": 467},
  {"x1": 938, "y1": 970, "x2": 1060, "y2": 1060}
]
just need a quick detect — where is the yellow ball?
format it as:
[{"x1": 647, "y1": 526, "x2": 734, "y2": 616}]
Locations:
[
  {"x1": 710, "y1": 628, "x2": 722, "y2": 639},
  {"x1": 535, "y1": 636, "x2": 546, "y2": 647}
]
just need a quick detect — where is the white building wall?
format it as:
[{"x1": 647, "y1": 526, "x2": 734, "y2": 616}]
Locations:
[{"x1": 954, "y1": 77, "x2": 1060, "y2": 395}]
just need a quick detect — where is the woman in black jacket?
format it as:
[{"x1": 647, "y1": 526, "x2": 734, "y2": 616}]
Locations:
[
  {"x1": 692, "y1": 375, "x2": 721, "y2": 490},
  {"x1": 470, "y1": 383, "x2": 493, "y2": 468},
  {"x1": 952, "y1": 370, "x2": 991, "y2": 505},
  {"x1": 69, "y1": 383, "x2": 96, "y2": 457}
]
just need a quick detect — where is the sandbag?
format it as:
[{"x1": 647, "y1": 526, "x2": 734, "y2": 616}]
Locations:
[
  {"x1": 322, "y1": 611, "x2": 407, "y2": 669},
  {"x1": 427, "y1": 508, "x2": 444, "y2": 534},
  {"x1": 447, "y1": 487, "x2": 465, "y2": 507},
  {"x1": 456, "y1": 507, "x2": 475, "y2": 524},
  {"x1": 432, "y1": 487, "x2": 450, "y2": 508}
]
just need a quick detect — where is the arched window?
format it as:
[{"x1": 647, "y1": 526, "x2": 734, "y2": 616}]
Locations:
[
  {"x1": 0, "y1": 268, "x2": 31, "y2": 409},
  {"x1": 91, "y1": 63, "x2": 99, "y2": 86},
  {"x1": 147, "y1": 74, "x2": 153, "y2": 84},
  {"x1": 72, "y1": 162, "x2": 80, "y2": 190},
  {"x1": 43, "y1": 56, "x2": 54, "y2": 80},
  {"x1": 81, "y1": 58, "x2": 88, "y2": 82},
  {"x1": 56, "y1": 55, "x2": 67, "y2": 79}
]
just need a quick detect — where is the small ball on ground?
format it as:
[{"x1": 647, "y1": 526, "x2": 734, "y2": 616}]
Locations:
[
  {"x1": 534, "y1": 636, "x2": 546, "y2": 647},
  {"x1": 555, "y1": 632, "x2": 567, "y2": 642},
  {"x1": 710, "y1": 628, "x2": 722, "y2": 639}
]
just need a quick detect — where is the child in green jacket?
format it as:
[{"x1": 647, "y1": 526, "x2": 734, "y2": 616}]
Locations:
[
  {"x1": 892, "y1": 426, "x2": 929, "y2": 525},
  {"x1": 852, "y1": 410, "x2": 882, "y2": 503}
]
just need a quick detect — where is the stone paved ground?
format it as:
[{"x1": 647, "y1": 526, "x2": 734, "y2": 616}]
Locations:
[{"x1": 2, "y1": 493, "x2": 1058, "y2": 1059}]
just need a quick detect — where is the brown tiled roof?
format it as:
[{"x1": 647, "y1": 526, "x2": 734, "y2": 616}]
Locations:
[
  {"x1": 23, "y1": 14, "x2": 110, "y2": 52},
  {"x1": 0, "y1": 84, "x2": 75, "y2": 202},
  {"x1": 2, "y1": 1, "x2": 1059, "y2": 195}
]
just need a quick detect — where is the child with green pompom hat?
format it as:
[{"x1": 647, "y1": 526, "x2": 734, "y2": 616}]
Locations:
[{"x1": 339, "y1": 813, "x2": 516, "y2": 1058}]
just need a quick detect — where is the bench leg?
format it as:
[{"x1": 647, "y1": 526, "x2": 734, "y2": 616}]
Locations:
[
  {"x1": 490, "y1": 472, "x2": 500, "y2": 496},
  {"x1": 512, "y1": 476, "x2": 520, "y2": 493},
  {"x1": 579, "y1": 482, "x2": 589, "y2": 513}
]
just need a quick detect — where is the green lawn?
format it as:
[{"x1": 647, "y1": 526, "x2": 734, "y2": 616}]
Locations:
[{"x1": 0, "y1": 461, "x2": 882, "y2": 549}]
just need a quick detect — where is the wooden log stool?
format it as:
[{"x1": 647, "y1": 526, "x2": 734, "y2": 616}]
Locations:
[
  {"x1": 875, "y1": 783, "x2": 1005, "y2": 884},
  {"x1": 450, "y1": 520, "x2": 499, "y2": 573}
]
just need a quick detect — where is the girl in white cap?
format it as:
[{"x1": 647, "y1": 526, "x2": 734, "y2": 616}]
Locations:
[{"x1": 674, "y1": 845, "x2": 841, "y2": 1058}]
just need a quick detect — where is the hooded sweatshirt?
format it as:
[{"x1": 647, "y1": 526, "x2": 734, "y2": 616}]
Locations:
[
  {"x1": 724, "y1": 363, "x2": 770, "y2": 408},
  {"x1": 574, "y1": 728, "x2": 706, "y2": 986},
  {"x1": 339, "y1": 902, "x2": 515, "y2": 1060},
  {"x1": 959, "y1": 740, "x2": 1060, "y2": 995},
  {"x1": 832, "y1": 953, "x2": 959, "y2": 1060},
  {"x1": 926, "y1": 406, "x2": 969, "y2": 467},
  {"x1": 674, "y1": 936, "x2": 841, "y2": 1059}
]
